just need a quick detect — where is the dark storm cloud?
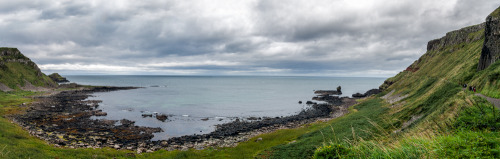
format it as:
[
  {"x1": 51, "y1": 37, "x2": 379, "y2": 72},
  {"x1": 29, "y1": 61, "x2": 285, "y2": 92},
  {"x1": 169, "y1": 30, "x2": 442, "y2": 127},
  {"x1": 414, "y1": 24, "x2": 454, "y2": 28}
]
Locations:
[{"x1": 0, "y1": 0, "x2": 499, "y2": 76}]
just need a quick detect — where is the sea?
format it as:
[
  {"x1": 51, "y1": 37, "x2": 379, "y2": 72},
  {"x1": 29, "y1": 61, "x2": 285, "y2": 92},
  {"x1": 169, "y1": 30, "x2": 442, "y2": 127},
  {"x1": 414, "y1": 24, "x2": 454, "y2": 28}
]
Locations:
[{"x1": 65, "y1": 75, "x2": 386, "y2": 140}]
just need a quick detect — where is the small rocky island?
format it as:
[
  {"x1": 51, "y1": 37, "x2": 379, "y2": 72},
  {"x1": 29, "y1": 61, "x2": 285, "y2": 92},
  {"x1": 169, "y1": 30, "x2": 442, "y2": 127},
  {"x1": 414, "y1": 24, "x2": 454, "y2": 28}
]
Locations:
[{"x1": 48, "y1": 73, "x2": 70, "y2": 83}]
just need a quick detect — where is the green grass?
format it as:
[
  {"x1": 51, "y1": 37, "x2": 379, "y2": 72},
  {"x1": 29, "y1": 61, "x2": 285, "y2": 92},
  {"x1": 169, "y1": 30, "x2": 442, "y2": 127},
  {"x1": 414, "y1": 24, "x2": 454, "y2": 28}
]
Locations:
[
  {"x1": 264, "y1": 98, "x2": 388, "y2": 158},
  {"x1": 472, "y1": 60, "x2": 500, "y2": 98},
  {"x1": 0, "y1": 91, "x2": 36, "y2": 107},
  {"x1": 313, "y1": 130, "x2": 500, "y2": 159},
  {"x1": 314, "y1": 94, "x2": 500, "y2": 159}
]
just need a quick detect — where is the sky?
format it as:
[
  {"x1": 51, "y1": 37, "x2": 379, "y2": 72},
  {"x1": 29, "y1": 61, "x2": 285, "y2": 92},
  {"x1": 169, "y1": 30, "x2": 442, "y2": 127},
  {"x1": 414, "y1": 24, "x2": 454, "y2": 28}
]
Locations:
[{"x1": 1, "y1": 0, "x2": 499, "y2": 77}]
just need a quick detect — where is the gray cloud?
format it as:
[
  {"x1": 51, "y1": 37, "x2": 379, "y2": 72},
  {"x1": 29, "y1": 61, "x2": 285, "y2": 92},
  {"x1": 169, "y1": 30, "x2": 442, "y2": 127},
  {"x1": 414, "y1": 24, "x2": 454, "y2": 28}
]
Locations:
[{"x1": 0, "y1": 0, "x2": 499, "y2": 77}]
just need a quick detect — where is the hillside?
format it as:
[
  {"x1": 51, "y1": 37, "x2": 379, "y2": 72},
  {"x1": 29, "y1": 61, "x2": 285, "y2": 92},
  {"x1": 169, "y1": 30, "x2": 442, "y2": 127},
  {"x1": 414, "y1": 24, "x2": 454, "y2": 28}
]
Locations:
[
  {"x1": 307, "y1": 6, "x2": 500, "y2": 158},
  {"x1": 0, "y1": 48, "x2": 56, "y2": 91}
]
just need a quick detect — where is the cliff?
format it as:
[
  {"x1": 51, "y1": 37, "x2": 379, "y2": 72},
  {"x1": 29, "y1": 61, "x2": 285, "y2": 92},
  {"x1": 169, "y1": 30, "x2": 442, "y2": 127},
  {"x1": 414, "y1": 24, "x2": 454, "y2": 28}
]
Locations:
[
  {"x1": 426, "y1": 23, "x2": 485, "y2": 52},
  {"x1": 478, "y1": 6, "x2": 500, "y2": 70},
  {"x1": 0, "y1": 48, "x2": 56, "y2": 91}
]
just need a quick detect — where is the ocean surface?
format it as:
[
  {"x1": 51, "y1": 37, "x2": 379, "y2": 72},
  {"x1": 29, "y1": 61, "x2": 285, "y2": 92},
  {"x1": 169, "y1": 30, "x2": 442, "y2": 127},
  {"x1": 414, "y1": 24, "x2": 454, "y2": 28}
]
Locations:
[{"x1": 66, "y1": 75, "x2": 386, "y2": 140}]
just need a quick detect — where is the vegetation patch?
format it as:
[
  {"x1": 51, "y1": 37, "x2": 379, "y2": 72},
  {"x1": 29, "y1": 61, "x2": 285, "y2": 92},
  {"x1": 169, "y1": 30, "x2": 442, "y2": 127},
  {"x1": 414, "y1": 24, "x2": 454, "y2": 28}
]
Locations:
[{"x1": 264, "y1": 98, "x2": 388, "y2": 158}]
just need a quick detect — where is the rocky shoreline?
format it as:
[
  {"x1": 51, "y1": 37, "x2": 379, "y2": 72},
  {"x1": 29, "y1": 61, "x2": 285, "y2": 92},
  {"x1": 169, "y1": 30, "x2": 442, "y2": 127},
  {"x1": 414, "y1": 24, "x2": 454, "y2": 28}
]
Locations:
[{"x1": 8, "y1": 85, "x2": 373, "y2": 153}]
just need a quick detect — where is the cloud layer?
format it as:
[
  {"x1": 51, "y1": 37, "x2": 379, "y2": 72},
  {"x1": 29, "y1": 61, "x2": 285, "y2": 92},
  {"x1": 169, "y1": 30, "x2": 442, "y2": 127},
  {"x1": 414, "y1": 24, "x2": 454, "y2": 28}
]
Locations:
[{"x1": 1, "y1": 0, "x2": 499, "y2": 77}]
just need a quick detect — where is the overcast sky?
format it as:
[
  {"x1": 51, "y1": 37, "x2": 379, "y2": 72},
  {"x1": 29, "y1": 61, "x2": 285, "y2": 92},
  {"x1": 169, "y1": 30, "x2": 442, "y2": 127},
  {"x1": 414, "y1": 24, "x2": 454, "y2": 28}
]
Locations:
[{"x1": 1, "y1": 0, "x2": 499, "y2": 77}]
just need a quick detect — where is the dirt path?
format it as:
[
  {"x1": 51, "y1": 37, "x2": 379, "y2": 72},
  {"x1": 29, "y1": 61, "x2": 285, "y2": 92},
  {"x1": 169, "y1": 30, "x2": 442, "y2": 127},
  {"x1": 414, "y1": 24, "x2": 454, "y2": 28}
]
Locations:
[{"x1": 475, "y1": 93, "x2": 500, "y2": 109}]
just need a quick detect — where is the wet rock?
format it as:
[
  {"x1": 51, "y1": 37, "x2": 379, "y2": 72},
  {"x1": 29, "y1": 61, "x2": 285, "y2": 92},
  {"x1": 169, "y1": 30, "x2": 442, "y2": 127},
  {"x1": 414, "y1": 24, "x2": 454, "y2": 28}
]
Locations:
[
  {"x1": 120, "y1": 119, "x2": 135, "y2": 127},
  {"x1": 247, "y1": 117, "x2": 258, "y2": 120},
  {"x1": 352, "y1": 89, "x2": 381, "y2": 98},
  {"x1": 305, "y1": 101, "x2": 316, "y2": 105},
  {"x1": 142, "y1": 114, "x2": 153, "y2": 118},
  {"x1": 156, "y1": 114, "x2": 168, "y2": 122},
  {"x1": 92, "y1": 110, "x2": 107, "y2": 116},
  {"x1": 352, "y1": 93, "x2": 366, "y2": 98},
  {"x1": 314, "y1": 90, "x2": 341, "y2": 96}
]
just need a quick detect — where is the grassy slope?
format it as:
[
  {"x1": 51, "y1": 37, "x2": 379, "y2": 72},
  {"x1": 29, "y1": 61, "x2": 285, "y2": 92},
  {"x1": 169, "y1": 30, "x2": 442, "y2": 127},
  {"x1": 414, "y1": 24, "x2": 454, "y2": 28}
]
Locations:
[
  {"x1": 263, "y1": 98, "x2": 388, "y2": 158},
  {"x1": 0, "y1": 48, "x2": 55, "y2": 90}
]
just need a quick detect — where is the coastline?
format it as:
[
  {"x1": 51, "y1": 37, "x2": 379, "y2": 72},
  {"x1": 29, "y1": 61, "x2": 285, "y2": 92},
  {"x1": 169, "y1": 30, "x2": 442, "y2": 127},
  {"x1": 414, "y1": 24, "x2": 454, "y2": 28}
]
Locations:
[{"x1": 7, "y1": 84, "x2": 372, "y2": 153}]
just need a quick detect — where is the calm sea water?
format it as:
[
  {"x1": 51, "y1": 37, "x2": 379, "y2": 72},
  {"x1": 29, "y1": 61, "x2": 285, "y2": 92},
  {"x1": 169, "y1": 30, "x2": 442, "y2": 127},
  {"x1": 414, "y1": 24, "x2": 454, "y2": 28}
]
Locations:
[{"x1": 65, "y1": 75, "x2": 385, "y2": 140}]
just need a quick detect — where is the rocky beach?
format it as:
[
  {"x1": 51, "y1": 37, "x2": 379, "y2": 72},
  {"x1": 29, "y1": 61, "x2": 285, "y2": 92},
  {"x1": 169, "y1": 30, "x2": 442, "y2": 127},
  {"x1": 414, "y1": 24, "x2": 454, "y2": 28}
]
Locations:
[{"x1": 7, "y1": 84, "x2": 375, "y2": 153}]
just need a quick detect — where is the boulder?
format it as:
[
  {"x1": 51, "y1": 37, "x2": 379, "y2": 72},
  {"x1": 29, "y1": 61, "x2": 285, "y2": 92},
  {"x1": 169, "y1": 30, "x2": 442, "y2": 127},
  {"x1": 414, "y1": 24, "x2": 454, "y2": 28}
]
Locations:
[{"x1": 156, "y1": 114, "x2": 168, "y2": 122}]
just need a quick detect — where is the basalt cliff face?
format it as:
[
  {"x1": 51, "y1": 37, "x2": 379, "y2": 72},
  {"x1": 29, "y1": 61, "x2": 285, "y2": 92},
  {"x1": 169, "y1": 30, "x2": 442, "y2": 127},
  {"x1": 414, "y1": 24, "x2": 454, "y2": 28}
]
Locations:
[
  {"x1": 0, "y1": 48, "x2": 56, "y2": 91},
  {"x1": 426, "y1": 23, "x2": 485, "y2": 52},
  {"x1": 478, "y1": 6, "x2": 500, "y2": 70}
]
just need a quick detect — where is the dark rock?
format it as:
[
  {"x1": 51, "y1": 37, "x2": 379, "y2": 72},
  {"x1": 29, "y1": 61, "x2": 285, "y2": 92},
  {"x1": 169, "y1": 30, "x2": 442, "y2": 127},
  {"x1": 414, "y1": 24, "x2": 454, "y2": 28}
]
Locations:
[
  {"x1": 352, "y1": 89, "x2": 381, "y2": 98},
  {"x1": 352, "y1": 93, "x2": 366, "y2": 98},
  {"x1": 92, "y1": 110, "x2": 107, "y2": 116},
  {"x1": 314, "y1": 90, "x2": 342, "y2": 96},
  {"x1": 156, "y1": 114, "x2": 168, "y2": 122},
  {"x1": 247, "y1": 117, "x2": 258, "y2": 120},
  {"x1": 201, "y1": 118, "x2": 209, "y2": 121},
  {"x1": 305, "y1": 101, "x2": 317, "y2": 105},
  {"x1": 478, "y1": 7, "x2": 500, "y2": 70},
  {"x1": 142, "y1": 114, "x2": 153, "y2": 118},
  {"x1": 120, "y1": 119, "x2": 135, "y2": 127},
  {"x1": 312, "y1": 95, "x2": 344, "y2": 105},
  {"x1": 364, "y1": 89, "x2": 381, "y2": 97},
  {"x1": 298, "y1": 101, "x2": 302, "y2": 104}
]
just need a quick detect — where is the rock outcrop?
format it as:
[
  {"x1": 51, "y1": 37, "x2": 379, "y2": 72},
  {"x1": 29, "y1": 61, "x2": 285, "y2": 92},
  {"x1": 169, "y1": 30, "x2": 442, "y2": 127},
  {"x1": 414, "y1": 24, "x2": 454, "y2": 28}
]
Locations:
[
  {"x1": 49, "y1": 73, "x2": 69, "y2": 83},
  {"x1": 478, "y1": 6, "x2": 500, "y2": 70},
  {"x1": 426, "y1": 23, "x2": 485, "y2": 52},
  {"x1": 352, "y1": 89, "x2": 381, "y2": 98}
]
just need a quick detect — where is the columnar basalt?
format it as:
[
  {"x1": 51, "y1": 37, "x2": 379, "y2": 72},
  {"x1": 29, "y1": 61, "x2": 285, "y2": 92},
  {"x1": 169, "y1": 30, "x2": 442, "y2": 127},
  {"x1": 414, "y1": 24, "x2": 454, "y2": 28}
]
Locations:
[{"x1": 478, "y1": 7, "x2": 500, "y2": 70}]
